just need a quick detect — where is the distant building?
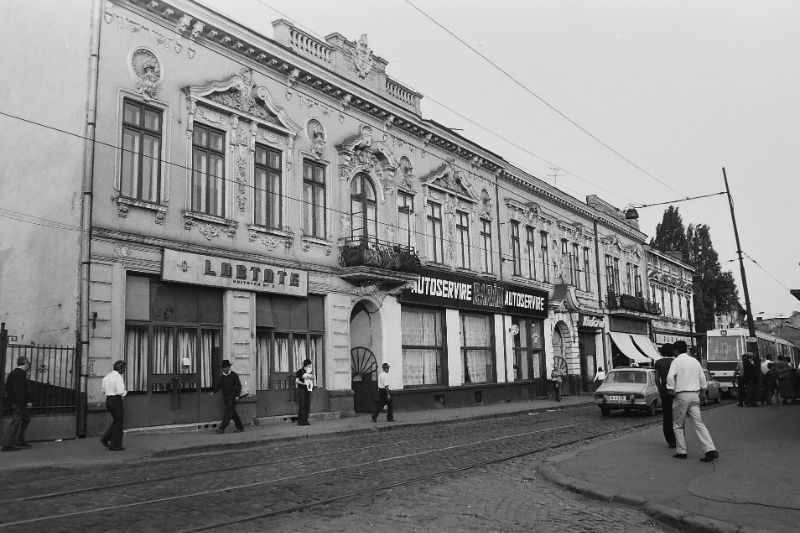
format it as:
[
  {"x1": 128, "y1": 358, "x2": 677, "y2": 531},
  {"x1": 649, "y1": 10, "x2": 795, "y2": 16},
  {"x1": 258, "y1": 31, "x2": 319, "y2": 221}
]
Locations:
[
  {"x1": 646, "y1": 247, "x2": 695, "y2": 350},
  {"x1": 755, "y1": 312, "x2": 800, "y2": 351}
]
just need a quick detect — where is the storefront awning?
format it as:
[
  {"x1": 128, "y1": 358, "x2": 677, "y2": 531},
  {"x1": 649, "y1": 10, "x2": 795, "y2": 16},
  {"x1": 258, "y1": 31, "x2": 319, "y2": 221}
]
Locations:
[
  {"x1": 609, "y1": 332, "x2": 651, "y2": 364},
  {"x1": 631, "y1": 334, "x2": 662, "y2": 361}
]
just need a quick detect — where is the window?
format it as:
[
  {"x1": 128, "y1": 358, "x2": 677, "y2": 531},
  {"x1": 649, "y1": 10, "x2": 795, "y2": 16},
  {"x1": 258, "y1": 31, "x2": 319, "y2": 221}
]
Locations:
[
  {"x1": 510, "y1": 221, "x2": 521, "y2": 276},
  {"x1": 561, "y1": 239, "x2": 571, "y2": 284},
  {"x1": 397, "y1": 191, "x2": 414, "y2": 248},
  {"x1": 191, "y1": 123, "x2": 225, "y2": 217},
  {"x1": 351, "y1": 173, "x2": 377, "y2": 242},
  {"x1": 540, "y1": 231, "x2": 550, "y2": 282},
  {"x1": 583, "y1": 247, "x2": 591, "y2": 291},
  {"x1": 572, "y1": 243, "x2": 581, "y2": 289},
  {"x1": 253, "y1": 144, "x2": 282, "y2": 229},
  {"x1": 426, "y1": 201, "x2": 445, "y2": 263},
  {"x1": 613, "y1": 257, "x2": 621, "y2": 294},
  {"x1": 480, "y1": 219, "x2": 493, "y2": 273},
  {"x1": 526, "y1": 226, "x2": 536, "y2": 280},
  {"x1": 456, "y1": 210, "x2": 471, "y2": 269},
  {"x1": 303, "y1": 160, "x2": 326, "y2": 238},
  {"x1": 512, "y1": 317, "x2": 544, "y2": 381},
  {"x1": 121, "y1": 99, "x2": 162, "y2": 203},
  {"x1": 461, "y1": 313, "x2": 495, "y2": 383},
  {"x1": 605, "y1": 255, "x2": 620, "y2": 294},
  {"x1": 669, "y1": 292, "x2": 675, "y2": 317},
  {"x1": 626, "y1": 263, "x2": 634, "y2": 295},
  {"x1": 402, "y1": 307, "x2": 445, "y2": 386},
  {"x1": 678, "y1": 294, "x2": 684, "y2": 319},
  {"x1": 634, "y1": 265, "x2": 642, "y2": 297}
]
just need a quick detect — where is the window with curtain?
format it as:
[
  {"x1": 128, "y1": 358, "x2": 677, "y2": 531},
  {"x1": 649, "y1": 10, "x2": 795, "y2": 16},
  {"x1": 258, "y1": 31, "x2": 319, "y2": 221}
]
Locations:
[
  {"x1": 526, "y1": 226, "x2": 536, "y2": 280},
  {"x1": 540, "y1": 231, "x2": 549, "y2": 282},
  {"x1": 456, "y1": 210, "x2": 470, "y2": 269},
  {"x1": 351, "y1": 173, "x2": 377, "y2": 242},
  {"x1": 191, "y1": 123, "x2": 225, "y2": 217},
  {"x1": 253, "y1": 143, "x2": 282, "y2": 229},
  {"x1": 510, "y1": 221, "x2": 521, "y2": 276},
  {"x1": 461, "y1": 313, "x2": 494, "y2": 383},
  {"x1": 426, "y1": 201, "x2": 444, "y2": 264},
  {"x1": 303, "y1": 159, "x2": 326, "y2": 239},
  {"x1": 397, "y1": 191, "x2": 414, "y2": 248},
  {"x1": 121, "y1": 98, "x2": 162, "y2": 203},
  {"x1": 480, "y1": 219, "x2": 493, "y2": 273},
  {"x1": 401, "y1": 307, "x2": 444, "y2": 386}
]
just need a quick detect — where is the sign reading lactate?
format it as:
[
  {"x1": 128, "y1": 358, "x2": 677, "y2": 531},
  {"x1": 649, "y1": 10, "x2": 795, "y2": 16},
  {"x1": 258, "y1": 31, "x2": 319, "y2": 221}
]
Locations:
[
  {"x1": 162, "y1": 249, "x2": 308, "y2": 296},
  {"x1": 401, "y1": 271, "x2": 547, "y2": 317}
]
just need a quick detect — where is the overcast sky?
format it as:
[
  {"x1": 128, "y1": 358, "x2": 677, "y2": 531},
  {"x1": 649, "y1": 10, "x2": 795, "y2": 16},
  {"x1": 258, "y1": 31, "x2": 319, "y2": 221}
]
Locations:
[{"x1": 203, "y1": 0, "x2": 800, "y2": 318}]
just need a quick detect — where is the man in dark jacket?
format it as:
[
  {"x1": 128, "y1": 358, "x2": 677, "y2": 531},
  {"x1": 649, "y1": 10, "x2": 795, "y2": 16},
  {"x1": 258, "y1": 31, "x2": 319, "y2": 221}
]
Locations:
[
  {"x1": 654, "y1": 343, "x2": 676, "y2": 448},
  {"x1": 743, "y1": 354, "x2": 760, "y2": 407},
  {"x1": 2, "y1": 356, "x2": 32, "y2": 451},
  {"x1": 211, "y1": 359, "x2": 244, "y2": 434}
]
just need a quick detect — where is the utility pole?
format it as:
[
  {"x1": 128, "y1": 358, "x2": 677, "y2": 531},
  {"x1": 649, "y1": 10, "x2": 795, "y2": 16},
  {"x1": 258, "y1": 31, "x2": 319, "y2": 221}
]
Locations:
[{"x1": 723, "y1": 167, "x2": 758, "y2": 357}]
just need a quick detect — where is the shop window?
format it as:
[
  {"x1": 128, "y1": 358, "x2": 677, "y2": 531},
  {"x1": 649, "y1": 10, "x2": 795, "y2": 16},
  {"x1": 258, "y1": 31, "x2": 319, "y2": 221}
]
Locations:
[
  {"x1": 253, "y1": 144, "x2": 282, "y2": 229},
  {"x1": 124, "y1": 275, "x2": 222, "y2": 394},
  {"x1": 512, "y1": 317, "x2": 543, "y2": 381},
  {"x1": 121, "y1": 98, "x2": 162, "y2": 203},
  {"x1": 401, "y1": 306, "x2": 444, "y2": 386},
  {"x1": 303, "y1": 159, "x2": 327, "y2": 239},
  {"x1": 255, "y1": 294, "x2": 325, "y2": 390},
  {"x1": 461, "y1": 313, "x2": 495, "y2": 384},
  {"x1": 191, "y1": 123, "x2": 226, "y2": 217}
]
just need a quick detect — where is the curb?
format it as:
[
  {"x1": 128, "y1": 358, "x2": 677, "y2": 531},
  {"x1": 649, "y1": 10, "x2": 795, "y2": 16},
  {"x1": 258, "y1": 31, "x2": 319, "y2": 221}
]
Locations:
[
  {"x1": 538, "y1": 453, "x2": 771, "y2": 533},
  {"x1": 150, "y1": 400, "x2": 595, "y2": 459}
]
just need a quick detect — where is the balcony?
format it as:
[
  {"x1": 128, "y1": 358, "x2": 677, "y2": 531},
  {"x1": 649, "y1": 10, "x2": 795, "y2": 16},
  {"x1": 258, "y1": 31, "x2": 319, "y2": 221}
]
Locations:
[
  {"x1": 338, "y1": 237, "x2": 421, "y2": 286},
  {"x1": 606, "y1": 291, "x2": 662, "y2": 316}
]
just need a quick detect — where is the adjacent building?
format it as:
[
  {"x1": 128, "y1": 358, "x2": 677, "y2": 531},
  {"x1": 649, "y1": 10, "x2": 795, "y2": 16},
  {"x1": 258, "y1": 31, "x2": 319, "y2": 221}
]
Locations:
[
  {"x1": 646, "y1": 247, "x2": 695, "y2": 351},
  {"x1": 1, "y1": 0, "x2": 668, "y2": 437}
]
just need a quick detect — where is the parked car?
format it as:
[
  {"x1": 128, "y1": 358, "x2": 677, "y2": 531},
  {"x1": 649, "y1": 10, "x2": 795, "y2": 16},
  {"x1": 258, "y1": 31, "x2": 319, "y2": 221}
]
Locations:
[
  {"x1": 594, "y1": 367, "x2": 660, "y2": 416},
  {"x1": 702, "y1": 369, "x2": 722, "y2": 405}
]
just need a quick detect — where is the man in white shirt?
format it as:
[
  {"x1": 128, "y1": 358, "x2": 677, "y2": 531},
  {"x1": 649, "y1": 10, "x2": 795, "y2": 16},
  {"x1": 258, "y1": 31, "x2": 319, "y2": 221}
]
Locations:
[
  {"x1": 372, "y1": 362, "x2": 394, "y2": 422},
  {"x1": 666, "y1": 341, "x2": 718, "y2": 462},
  {"x1": 100, "y1": 360, "x2": 128, "y2": 451}
]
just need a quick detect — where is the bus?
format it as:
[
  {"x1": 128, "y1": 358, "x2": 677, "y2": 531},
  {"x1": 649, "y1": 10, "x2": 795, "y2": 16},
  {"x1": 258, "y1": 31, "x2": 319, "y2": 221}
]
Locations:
[{"x1": 706, "y1": 328, "x2": 799, "y2": 395}]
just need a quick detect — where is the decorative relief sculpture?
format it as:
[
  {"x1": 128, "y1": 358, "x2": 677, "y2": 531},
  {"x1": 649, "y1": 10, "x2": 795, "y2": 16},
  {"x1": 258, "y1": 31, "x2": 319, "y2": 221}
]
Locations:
[
  {"x1": 398, "y1": 156, "x2": 415, "y2": 189},
  {"x1": 480, "y1": 189, "x2": 493, "y2": 218},
  {"x1": 131, "y1": 48, "x2": 161, "y2": 101},
  {"x1": 306, "y1": 119, "x2": 326, "y2": 158},
  {"x1": 353, "y1": 34, "x2": 373, "y2": 79}
]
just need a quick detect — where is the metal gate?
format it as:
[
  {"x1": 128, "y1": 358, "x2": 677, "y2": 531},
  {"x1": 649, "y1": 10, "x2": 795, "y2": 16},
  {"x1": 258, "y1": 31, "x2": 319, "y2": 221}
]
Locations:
[
  {"x1": 351, "y1": 347, "x2": 378, "y2": 412},
  {"x1": 0, "y1": 323, "x2": 79, "y2": 416}
]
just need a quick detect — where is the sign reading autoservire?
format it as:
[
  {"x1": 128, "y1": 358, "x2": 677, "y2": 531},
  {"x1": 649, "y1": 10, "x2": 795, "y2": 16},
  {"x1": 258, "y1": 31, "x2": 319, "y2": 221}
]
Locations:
[
  {"x1": 162, "y1": 249, "x2": 308, "y2": 296},
  {"x1": 400, "y1": 270, "x2": 548, "y2": 318}
]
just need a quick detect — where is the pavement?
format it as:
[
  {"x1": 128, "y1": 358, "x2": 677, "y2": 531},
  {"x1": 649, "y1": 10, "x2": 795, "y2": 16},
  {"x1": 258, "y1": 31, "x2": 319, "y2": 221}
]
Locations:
[{"x1": 1, "y1": 394, "x2": 798, "y2": 533}]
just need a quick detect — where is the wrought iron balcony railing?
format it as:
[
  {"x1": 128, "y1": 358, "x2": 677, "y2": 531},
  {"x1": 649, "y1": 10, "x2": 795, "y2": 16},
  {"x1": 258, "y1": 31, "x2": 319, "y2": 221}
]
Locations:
[
  {"x1": 606, "y1": 291, "x2": 662, "y2": 315},
  {"x1": 338, "y1": 237, "x2": 421, "y2": 273}
]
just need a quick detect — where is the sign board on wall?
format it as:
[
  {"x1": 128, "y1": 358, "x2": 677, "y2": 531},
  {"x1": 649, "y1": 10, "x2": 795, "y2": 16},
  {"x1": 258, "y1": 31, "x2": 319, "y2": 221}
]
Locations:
[
  {"x1": 399, "y1": 270, "x2": 548, "y2": 318},
  {"x1": 162, "y1": 249, "x2": 308, "y2": 296},
  {"x1": 579, "y1": 314, "x2": 605, "y2": 329}
]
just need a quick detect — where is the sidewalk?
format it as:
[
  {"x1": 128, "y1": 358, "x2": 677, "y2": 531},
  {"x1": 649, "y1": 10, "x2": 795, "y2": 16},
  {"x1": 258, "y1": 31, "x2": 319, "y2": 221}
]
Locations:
[
  {"x1": 0, "y1": 395, "x2": 591, "y2": 472},
  {"x1": 540, "y1": 402, "x2": 800, "y2": 533}
]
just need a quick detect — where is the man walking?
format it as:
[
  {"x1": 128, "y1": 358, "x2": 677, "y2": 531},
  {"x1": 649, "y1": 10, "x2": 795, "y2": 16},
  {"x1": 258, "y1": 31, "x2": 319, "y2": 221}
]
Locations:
[
  {"x1": 666, "y1": 340, "x2": 718, "y2": 462},
  {"x1": 372, "y1": 362, "x2": 394, "y2": 422},
  {"x1": 211, "y1": 359, "x2": 244, "y2": 434},
  {"x1": 654, "y1": 343, "x2": 676, "y2": 448},
  {"x1": 2, "y1": 356, "x2": 33, "y2": 451},
  {"x1": 101, "y1": 360, "x2": 127, "y2": 451}
]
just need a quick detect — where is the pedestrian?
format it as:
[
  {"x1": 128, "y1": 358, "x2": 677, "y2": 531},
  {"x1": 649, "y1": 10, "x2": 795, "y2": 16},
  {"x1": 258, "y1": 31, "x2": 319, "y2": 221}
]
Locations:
[
  {"x1": 776, "y1": 356, "x2": 794, "y2": 405},
  {"x1": 1, "y1": 356, "x2": 33, "y2": 451},
  {"x1": 654, "y1": 343, "x2": 676, "y2": 448},
  {"x1": 294, "y1": 358, "x2": 313, "y2": 426},
  {"x1": 550, "y1": 367, "x2": 562, "y2": 402},
  {"x1": 734, "y1": 355, "x2": 745, "y2": 407},
  {"x1": 759, "y1": 355, "x2": 772, "y2": 405},
  {"x1": 100, "y1": 360, "x2": 127, "y2": 451},
  {"x1": 210, "y1": 359, "x2": 244, "y2": 434},
  {"x1": 743, "y1": 354, "x2": 760, "y2": 407},
  {"x1": 764, "y1": 362, "x2": 779, "y2": 407},
  {"x1": 666, "y1": 340, "x2": 719, "y2": 462},
  {"x1": 593, "y1": 367, "x2": 606, "y2": 389},
  {"x1": 372, "y1": 362, "x2": 394, "y2": 422}
]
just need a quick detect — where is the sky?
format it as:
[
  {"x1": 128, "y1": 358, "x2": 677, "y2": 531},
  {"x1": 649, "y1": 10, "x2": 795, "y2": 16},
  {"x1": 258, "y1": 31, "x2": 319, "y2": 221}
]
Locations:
[{"x1": 203, "y1": 0, "x2": 800, "y2": 318}]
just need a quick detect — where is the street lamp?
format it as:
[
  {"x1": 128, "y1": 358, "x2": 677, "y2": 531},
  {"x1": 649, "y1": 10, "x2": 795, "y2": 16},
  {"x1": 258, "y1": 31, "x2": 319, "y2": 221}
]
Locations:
[{"x1": 625, "y1": 168, "x2": 760, "y2": 357}]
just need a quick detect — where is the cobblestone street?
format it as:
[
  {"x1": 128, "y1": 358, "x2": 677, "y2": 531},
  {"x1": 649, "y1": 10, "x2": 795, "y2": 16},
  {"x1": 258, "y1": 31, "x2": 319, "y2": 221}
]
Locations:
[{"x1": 0, "y1": 405, "x2": 681, "y2": 532}]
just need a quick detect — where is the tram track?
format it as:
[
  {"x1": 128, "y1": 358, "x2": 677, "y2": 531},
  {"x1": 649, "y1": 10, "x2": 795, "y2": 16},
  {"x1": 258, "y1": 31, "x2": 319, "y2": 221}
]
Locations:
[{"x1": 0, "y1": 405, "x2": 669, "y2": 532}]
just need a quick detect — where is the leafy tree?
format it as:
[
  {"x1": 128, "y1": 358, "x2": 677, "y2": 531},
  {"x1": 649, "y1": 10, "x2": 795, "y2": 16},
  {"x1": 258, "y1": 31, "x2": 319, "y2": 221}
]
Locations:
[{"x1": 649, "y1": 206, "x2": 688, "y2": 259}]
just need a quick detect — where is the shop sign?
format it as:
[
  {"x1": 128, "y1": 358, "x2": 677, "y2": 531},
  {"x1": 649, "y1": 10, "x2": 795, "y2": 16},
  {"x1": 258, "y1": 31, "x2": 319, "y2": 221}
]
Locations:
[
  {"x1": 579, "y1": 314, "x2": 605, "y2": 329},
  {"x1": 400, "y1": 270, "x2": 548, "y2": 318},
  {"x1": 162, "y1": 249, "x2": 308, "y2": 296}
]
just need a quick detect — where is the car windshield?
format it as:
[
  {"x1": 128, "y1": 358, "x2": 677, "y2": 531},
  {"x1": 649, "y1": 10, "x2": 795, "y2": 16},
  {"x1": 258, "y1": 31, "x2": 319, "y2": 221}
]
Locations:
[{"x1": 605, "y1": 371, "x2": 647, "y2": 384}]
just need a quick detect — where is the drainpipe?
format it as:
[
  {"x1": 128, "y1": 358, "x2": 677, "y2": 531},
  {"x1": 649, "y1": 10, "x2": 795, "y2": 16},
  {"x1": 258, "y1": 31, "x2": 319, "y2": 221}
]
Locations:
[
  {"x1": 494, "y1": 170, "x2": 507, "y2": 384},
  {"x1": 77, "y1": 0, "x2": 103, "y2": 438},
  {"x1": 593, "y1": 218, "x2": 607, "y2": 369}
]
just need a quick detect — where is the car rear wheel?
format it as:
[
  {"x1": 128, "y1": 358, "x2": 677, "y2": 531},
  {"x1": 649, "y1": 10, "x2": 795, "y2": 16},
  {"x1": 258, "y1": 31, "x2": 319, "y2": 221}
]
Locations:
[{"x1": 600, "y1": 407, "x2": 610, "y2": 417}]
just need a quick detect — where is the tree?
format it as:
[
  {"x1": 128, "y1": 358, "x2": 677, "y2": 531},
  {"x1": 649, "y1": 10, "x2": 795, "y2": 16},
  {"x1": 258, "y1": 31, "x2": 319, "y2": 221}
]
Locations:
[{"x1": 649, "y1": 206, "x2": 688, "y2": 259}]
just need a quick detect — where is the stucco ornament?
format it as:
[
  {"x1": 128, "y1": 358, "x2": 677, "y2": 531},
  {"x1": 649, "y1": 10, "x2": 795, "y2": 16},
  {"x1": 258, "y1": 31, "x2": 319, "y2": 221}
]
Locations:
[
  {"x1": 307, "y1": 119, "x2": 326, "y2": 158},
  {"x1": 353, "y1": 34, "x2": 373, "y2": 78},
  {"x1": 131, "y1": 48, "x2": 161, "y2": 100}
]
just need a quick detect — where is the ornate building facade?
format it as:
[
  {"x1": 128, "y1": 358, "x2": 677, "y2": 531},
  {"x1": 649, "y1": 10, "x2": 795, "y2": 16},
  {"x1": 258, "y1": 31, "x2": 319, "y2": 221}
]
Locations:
[
  {"x1": 1, "y1": 0, "x2": 664, "y2": 436},
  {"x1": 646, "y1": 247, "x2": 695, "y2": 350}
]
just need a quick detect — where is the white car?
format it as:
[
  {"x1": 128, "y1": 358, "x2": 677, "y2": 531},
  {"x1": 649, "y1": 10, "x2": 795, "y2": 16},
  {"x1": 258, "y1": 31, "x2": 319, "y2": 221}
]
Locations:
[{"x1": 594, "y1": 367, "x2": 661, "y2": 416}]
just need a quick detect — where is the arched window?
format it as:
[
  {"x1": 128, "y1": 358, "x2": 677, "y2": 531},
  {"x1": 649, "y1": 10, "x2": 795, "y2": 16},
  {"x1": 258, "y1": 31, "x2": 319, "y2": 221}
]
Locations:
[{"x1": 351, "y1": 173, "x2": 377, "y2": 242}]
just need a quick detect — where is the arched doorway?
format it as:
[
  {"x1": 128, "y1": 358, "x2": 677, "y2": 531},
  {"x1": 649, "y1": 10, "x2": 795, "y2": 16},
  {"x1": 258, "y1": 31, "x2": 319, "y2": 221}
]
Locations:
[
  {"x1": 350, "y1": 299, "x2": 382, "y2": 412},
  {"x1": 552, "y1": 321, "x2": 573, "y2": 396}
]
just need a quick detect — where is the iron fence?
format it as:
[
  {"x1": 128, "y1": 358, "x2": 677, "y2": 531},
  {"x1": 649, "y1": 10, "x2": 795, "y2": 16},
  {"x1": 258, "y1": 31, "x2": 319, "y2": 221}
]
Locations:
[{"x1": 1, "y1": 340, "x2": 78, "y2": 415}]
